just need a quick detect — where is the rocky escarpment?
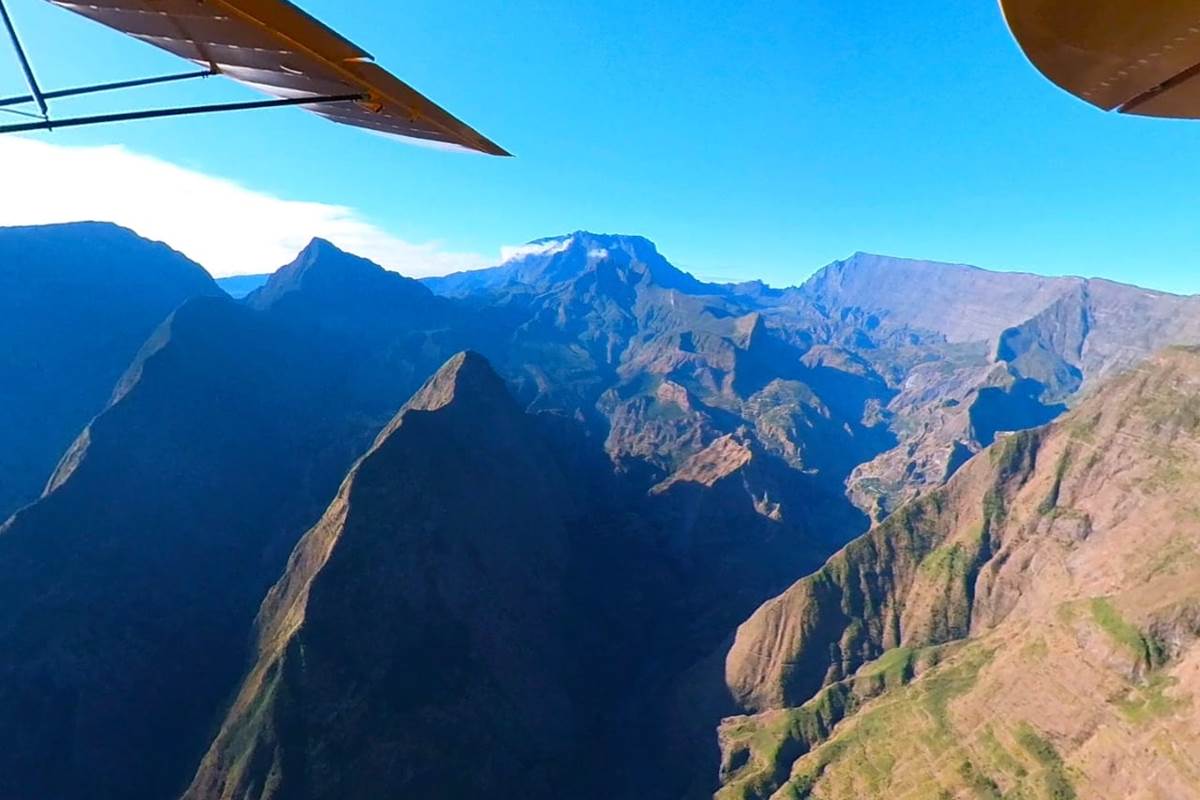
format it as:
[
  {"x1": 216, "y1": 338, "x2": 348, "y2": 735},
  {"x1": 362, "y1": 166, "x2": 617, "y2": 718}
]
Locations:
[
  {"x1": 716, "y1": 347, "x2": 1200, "y2": 799},
  {"x1": 795, "y1": 251, "x2": 1079, "y2": 344},
  {"x1": 723, "y1": 429, "x2": 1037, "y2": 716},
  {"x1": 839, "y1": 263, "x2": 1200, "y2": 520}
]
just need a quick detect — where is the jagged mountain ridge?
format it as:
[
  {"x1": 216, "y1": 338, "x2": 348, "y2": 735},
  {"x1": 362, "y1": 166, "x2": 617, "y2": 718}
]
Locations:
[
  {"x1": 0, "y1": 230, "x2": 871, "y2": 800},
  {"x1": 426, "y1": 235, "x2": 1200, "y2": 519},
  {"x1": 429, "y1": 234, "x2": 896, "y2": 490}
]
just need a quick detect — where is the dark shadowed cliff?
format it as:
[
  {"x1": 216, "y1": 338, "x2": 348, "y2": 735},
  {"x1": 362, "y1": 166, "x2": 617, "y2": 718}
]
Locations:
[
  {"x1": 185, "y1": 352, "x2": 581, "y2": 800},
  {"x1": 0, "y1": 239, "x2": 471, "y2": 800},
  {"x1": 0, "y1": 222, "x2": 220, "y2": 519}
]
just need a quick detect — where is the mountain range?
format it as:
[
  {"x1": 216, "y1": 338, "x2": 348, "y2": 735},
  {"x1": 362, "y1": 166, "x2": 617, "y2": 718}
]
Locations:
[{"x1": 1, "y1": 221, "x2": 1197, "y2": 799}]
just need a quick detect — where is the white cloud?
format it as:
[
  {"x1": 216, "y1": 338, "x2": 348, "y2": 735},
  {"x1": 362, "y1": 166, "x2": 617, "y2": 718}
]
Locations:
[
  {"x1": 0, "y1": 136, "x2": 490, "y2": 278},
  {"x1": 499, "y1": 236, "x2": 572, "y2": 263}
]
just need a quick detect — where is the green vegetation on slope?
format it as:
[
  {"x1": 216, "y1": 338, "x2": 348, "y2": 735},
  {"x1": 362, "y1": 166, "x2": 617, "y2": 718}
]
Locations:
[
  {"x1": 721, "y1": 633, "x2": 1136, "y2": 800},
  {"x1": 1089, "y1": 597, "x2": 1165, "y2": 670},
  {"x1": 1015, "y1": 724, "x2": 1076, "y2": 800},
  {"x1": 857, "y1": 647, "x2": 917, "y2": 688},
  {"x1": 719, "y1": 644, "x2": 995, "y2": 800},
  {"x1": 784, "y1": 644, "x2": 991, "y2": 798},
  {"x1": 1115, "y1": 674, "x2": 1190, "y2": 725},
  {"x1": 718, "y1": 683, "x2": 855, "y2": 800}
]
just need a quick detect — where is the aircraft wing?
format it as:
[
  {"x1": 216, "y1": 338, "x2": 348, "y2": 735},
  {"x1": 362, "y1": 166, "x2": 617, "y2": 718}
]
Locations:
[
  {"x1": 1001, "y1": 0, "x2": 1200, "y2": 118},
  {"x1": 46, "y1": 0, "x2": 510, "y2": 154}
]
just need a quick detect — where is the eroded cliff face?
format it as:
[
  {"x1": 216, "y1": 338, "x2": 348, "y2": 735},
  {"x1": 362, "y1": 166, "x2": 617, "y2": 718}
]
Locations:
[
  {"x1": 716, "y1": 347, "x2": 1200, "y2": 800},
  {"x1": 799, "y1": 255, "x2": 1200, "y2": 521}
]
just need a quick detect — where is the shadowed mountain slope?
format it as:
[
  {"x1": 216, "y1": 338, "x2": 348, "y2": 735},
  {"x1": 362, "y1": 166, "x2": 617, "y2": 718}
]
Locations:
[
  {"x1": 0, "y1": 222, "x2": 220, "y2": 519},
  {"x1": 185, "y1": 352, "x2": 580, "y2": 800},
  {"x1": 714, "y1": 347, "x2": 1200, "y2": 800},
  {"x1": 179, "y1": 348, "x2": 873, "y2": 800},
  {"x1": 0, "y1": 240, "x2": 470, "y2": 800}
]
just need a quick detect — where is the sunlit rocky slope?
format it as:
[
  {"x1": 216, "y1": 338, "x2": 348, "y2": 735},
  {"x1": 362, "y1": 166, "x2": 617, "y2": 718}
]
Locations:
[{"x1": 715, "y1": 348, "x2": 1200, "y2": 799}]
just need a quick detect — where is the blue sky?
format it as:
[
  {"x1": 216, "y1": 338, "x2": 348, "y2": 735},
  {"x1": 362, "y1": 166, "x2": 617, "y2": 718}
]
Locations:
[{"x1": 1, "y1": 1, "x2": 1199, "y2": 291}]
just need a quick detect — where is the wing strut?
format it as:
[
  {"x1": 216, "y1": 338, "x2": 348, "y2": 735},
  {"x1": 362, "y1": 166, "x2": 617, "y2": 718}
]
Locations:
[
  {"x1": 0, "y1": 0, "x2": 47, "y2": 117},
  {"x1": 0, "y1": 2, "x2": 363, "y2": 136},
  {"x1": 0, "y1": 68, "x2": 216, "y2": 109},
  {"x1": 0, "y1": 91, "x2": 364, "y2": 134},
  {"x1": 0, "y1": 0, "x2": 508, "y2": 153}
]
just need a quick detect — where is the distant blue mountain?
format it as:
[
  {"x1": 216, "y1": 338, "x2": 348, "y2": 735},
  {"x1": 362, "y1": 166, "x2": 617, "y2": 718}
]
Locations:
[
  {"x1": 216, "y1": 273, "x2": 270, "y2": 298},
  {"x1": 422, "y1": 231, "x2": 722, "y2": 297}
]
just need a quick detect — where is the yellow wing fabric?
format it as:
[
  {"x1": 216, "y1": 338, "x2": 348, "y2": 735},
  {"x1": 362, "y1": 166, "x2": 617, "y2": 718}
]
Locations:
[
  {"x1": 46, "y1": 0, "x2": 510, "y2": 154},
  {"x1": 1000, "y1": 0, "x2": 1200, "y2": 118}
]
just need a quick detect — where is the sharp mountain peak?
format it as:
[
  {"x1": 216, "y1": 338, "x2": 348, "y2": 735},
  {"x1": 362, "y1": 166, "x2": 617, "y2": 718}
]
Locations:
[
  {"x1": 397, "y1": 350, "x2": 507, "y2": 415},
  {"x1": 367, "y1": 351, "x2": 516, "y2": 466},
  {"x1": 248, "y1": 236, "x2": 432, "y2": 310}
]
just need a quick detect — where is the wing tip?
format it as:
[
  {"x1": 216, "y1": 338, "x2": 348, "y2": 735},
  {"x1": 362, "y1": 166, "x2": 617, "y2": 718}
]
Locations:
[{"x1": 480, "y1": 141, "x2": 514, "y2": 157}]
